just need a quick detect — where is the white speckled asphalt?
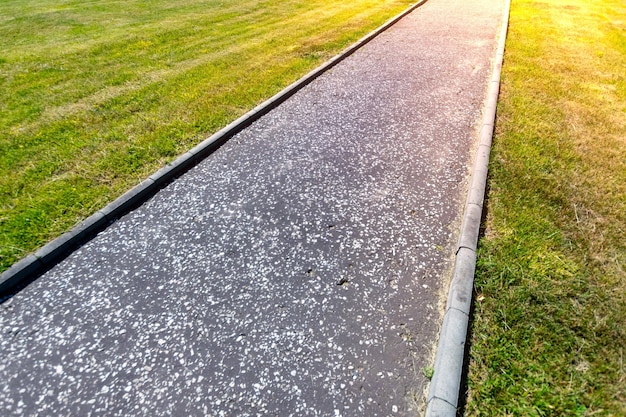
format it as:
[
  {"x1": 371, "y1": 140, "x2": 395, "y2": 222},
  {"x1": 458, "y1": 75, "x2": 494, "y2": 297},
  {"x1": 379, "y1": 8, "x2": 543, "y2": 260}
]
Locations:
[{"x1": 0, "y1": 0, "x2": 504, "y2": 415}]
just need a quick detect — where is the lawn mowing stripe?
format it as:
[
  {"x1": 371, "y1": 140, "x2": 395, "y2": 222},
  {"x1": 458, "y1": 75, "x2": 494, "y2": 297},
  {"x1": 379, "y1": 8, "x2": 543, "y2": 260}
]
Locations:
[
  {"x1": 425, "y1": 0, "x2": 511, "y2": 414},
  {"x1": 0, "y1": 0, "x2": 429, "y2": 298}
]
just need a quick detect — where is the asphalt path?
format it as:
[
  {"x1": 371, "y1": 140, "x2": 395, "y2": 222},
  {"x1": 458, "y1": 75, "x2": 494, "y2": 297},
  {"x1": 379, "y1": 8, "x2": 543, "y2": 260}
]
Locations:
[{"x1": 1, "y1": 0, "x2": 504, "y2": 415}]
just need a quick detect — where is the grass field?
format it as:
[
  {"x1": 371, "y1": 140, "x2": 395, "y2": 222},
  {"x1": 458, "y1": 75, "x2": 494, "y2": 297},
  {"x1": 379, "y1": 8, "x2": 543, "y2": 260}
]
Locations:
[
  {"x1": 466, "y1": 0, "x2": 625, "y2": 415},
  {"x1": 0, "y1": 0, "x2": 413, "y2": 272}
]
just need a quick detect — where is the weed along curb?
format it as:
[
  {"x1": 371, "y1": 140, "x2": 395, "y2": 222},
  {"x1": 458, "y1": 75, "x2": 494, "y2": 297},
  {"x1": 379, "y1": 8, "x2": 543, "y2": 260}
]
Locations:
[
  {"x1": 424, "y1": 0, "x2": 511, "y2": 415},
  {"x1": 0, "y1": 0, "x2": 429, "y2": 297}
]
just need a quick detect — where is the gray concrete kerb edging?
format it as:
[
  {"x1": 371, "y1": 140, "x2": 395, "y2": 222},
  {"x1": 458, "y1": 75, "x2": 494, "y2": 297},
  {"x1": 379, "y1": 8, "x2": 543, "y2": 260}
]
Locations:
[
  {"x1": 0, "y1": 0, "x2": 430, "y2": 297},
  {"x1": 425, "y1": 0, "x2": 511, "y2": 415}
]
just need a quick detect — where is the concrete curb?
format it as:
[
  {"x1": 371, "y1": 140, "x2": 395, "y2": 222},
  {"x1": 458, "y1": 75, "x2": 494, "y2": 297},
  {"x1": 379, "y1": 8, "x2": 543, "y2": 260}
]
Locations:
[
  {"x1": 425, "y1": 0, "x2": 511, "y2": 415},
  {"x1": 0, "y1": 1, "x2": 429, "y2": 297}
]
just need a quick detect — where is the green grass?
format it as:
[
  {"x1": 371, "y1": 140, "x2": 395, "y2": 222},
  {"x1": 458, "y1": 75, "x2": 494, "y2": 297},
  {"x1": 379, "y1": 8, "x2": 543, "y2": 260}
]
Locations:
[
  {"x1": 467, "y1": 0, "x2": 626, "y2": 415},
  {"x1": 0, "y1": 0, "x2": 413, "y2": 271}
]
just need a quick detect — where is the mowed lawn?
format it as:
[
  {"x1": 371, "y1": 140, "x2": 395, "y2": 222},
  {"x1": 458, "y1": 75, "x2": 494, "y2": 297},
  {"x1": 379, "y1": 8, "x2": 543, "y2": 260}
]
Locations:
[
  {"x1": 0, "y1": 0, "x2": 413, "y2": 272},
  {"x1": 467, "y1": 0, "x2": 625, "y2": 415}
]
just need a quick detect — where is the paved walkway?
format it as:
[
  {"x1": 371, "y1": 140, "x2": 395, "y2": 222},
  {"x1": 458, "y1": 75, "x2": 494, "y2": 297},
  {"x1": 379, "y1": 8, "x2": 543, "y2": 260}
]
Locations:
[{"x1": 0, "y1": 0, "x2": 504, "y2": 415}]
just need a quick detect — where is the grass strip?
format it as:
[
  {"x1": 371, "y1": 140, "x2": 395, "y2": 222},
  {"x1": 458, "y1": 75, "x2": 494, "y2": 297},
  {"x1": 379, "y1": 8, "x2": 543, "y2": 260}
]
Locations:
[
  {"x1": 0, "y1": 0, "x2": 414, "y2": 272},
  {"x1": 466, "y1": 0, "x2": 626, "y2": 415}
]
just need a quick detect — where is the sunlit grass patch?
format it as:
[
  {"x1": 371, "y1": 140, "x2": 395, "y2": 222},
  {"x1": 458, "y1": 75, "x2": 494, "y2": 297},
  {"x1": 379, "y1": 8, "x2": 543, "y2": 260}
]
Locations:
[
  {"x1": 467, "y1": 0, "x2": 626, "y2": 414},
  {"x1": 0, "y1": 0, "x2": 413, "y2": 271}
]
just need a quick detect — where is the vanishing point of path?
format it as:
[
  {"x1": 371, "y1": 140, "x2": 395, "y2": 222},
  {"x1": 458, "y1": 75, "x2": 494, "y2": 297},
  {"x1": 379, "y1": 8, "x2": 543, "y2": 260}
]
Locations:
[{"x1": 1, "y1": 0, "x2": 505, "y2": 415}]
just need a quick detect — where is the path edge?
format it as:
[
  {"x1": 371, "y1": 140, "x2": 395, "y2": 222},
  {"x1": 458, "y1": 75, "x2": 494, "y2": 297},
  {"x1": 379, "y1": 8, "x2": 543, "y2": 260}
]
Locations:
[
  {"x1": 424, "y1": 0, "x2": 511, "y2": 415},
  {"x1": 0, "y1": 1, "x2": 429, "y2": 297}
]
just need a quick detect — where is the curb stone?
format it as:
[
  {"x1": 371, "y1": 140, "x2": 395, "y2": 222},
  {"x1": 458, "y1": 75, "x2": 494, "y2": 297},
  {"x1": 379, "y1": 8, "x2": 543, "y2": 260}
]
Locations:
[
  {"x1": 0, "y1": 0, "x2": 429, "y2": 298},
  {"x1": 424, "y1": 0, "x2": 511, "y2": 414}
]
